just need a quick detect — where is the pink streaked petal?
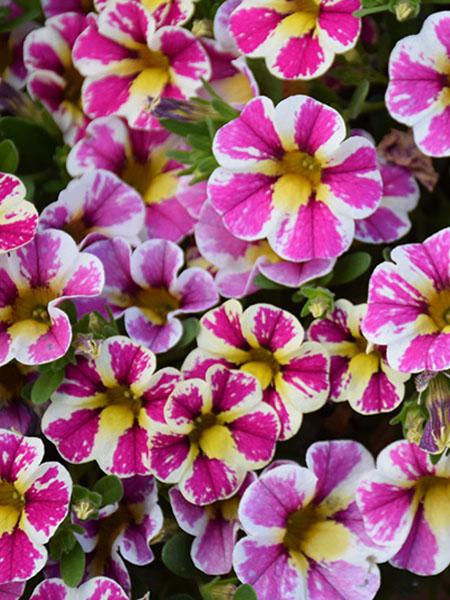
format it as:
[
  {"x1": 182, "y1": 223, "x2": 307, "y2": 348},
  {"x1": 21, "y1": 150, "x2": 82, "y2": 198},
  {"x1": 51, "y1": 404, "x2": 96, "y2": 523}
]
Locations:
[
  {"x1": 81, "y1": 73, "x2": 135, "y2": 121},
  {"x1": 0, "y1": 176, "x2": 38, "y2": 253},
  {"x1": 414, "y1": 104, "x2": 450, "y2": 158},
  {"x1": 267, "y1": 31, "x2": 334, "y2": 80},
  {"x1": 241, "y1": 303, "x2": 304, "y2": 355},
  {"x1": 270, "y1": 196, "x2": 354, "y2": 261},
  {"x1": 388, "y1": 330, "x2": 450, "y2": 373},
  {"x1": 96, "y1": 335, "x2": 155, "y2": 391},
  {"x1": 356, "y1": 476, "x2": 416, "y2": 546},
  {"x1": 79, "y1": 577, "x2": 129, "y2": 599},
  {"x1": 125, "y1": 309, "x2": 183, "y2": 354},
  {"x1": 107, "y1": 424, "x2": 151, "y2": 477},
  {"x1": 148, "y1": 431, "x2": 192, "y2": 482},
  {"x1": 320, "y1": 136, "x2": 382, "y2": 218},
  {"x1": 0, "y1": 581, "x2": 26, "y2": 600},
  {"x1": 42, "y1": 406, "x2": 101, "y2": 464},
  {"x1": 233, "y1": 539, "x2": 303, "y2": 600},
  {"x1": 306, "y1": 440, "x2": 374, "y2": 507},
  {"x1": 99, "y1": 0, "x2": 155, "y2": 49},
  {"x1": 0, "y1": 430, "x2": 43, "y2": 483},
  {"x1": 214, "y1": 0, "x2": 242, "y2": 53},
  {"x1": 165, "y1": 378, "x2": 207, "y2": 429},
  {"x1": 212, "y1": 96, "x2": 281, "y2": 169},
  {"x1": 130, "y1": 238, "x2": 183, "y2": 290},
  {"x1": 172, "y1": 267, "x2": 218, "y2": 314},
  {"x1": 86, "y1": 237, "x2": 135, "y2": 302},
  {"x1": 386, "y1": 37, "x2": 446, "y2": 126},
  {"x1": 180, "y1": 453, "x2": 241, "y2": 505},
  {"x1": 0, "y1": 529, "x2": 46, "y2": 585},
  {"x1": 239, "y1": 464, "x2": 316, "y2": 535},
  {"x1": 380, "y1": 162, "x2": 419, "y2": 212},
  {"x1": 350, "y1": 366, "x2": 407, "y2": 414},
  {"x1": 208, "y1": 365, "x2": 262, "y2": 416},
  {"x1": 229, "y1": 4, "x2": 282, "y2": 56},
  {"x1": 378, "y1": 440, "x2": 434, "y2": 482},
  {"x1": 169, "y1": 486, "x2": 207, "y2": 535},
  {"x1": 259, "y1": 257, "x2": 335, "y2": 289},
  {"x1": 307, "y1": 559, "x2": 380, "y2": 600},
  {"x1": 228, "y1": 406, "x2": 279, "y2": 467},
  {"x1": 141, "y1": 367, "x2": 182, "y2": 425},
  {"x1": 182, "y1": 350, "x2": 230, "y2": 381},
  {"x1": 208, "y1": 168, "x2": 277, "y2": 241},
  {"x1": 22, "y1": 463, "x2": 71, "y2": 543},
  {"x1": 145, "y1": 198, "x2": 196, "y2": 243},
  {"x1": 67, "y1": 116, "x2": 129, "y2": 176},
  {"x1": 317, "y1": 0, "x2": 361, "y2": 53},
  {"x1": 193, "y1": 517, "x2": 237, "y2": 575},
  {"x1": 197, "y1": 300, "x2": 248, "y2": 358},
  {"x1": 274, "y1": 94, "x2": 345, "y2": 156},
  {"x1": 354, "y1": 205, "x2": 412, "y2": 244},
  {"x1": 23, "y1": 26, "x2": 68, "y2": 73},
  {"x1": 61, "y1": 252, "x2": 104, "y2": 298}
]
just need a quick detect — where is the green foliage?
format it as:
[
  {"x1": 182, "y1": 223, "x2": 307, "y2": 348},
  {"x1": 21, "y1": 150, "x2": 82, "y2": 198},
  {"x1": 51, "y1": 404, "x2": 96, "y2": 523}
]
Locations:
[
  {"x1": 30, "y1": 368, "x2": 65, "y2": 405},
  {"x1": 60, "y1": 540, "x2": 85, "y2": 588},
  {"x1": 330, "y1": 252, "x2": 372, "y2": 286},
  {"x1": 234, "y1": 585, "x2": 258, "y2": 600},
  {"x1": 93, "y1": 475, "x2": 124, "y2": 506},
  {"x1": 162, "y1": 532, "x2": 199, "y2": 579},
  {"x1": 0, "y1": 139, "x2": 19, "y2": 172}
]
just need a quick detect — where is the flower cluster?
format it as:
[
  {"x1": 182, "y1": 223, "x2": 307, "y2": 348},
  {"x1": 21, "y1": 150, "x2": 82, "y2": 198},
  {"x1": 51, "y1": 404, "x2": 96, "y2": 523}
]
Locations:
[{"x1": 0, "y1": 0, "x2": 449, "y2": 598}]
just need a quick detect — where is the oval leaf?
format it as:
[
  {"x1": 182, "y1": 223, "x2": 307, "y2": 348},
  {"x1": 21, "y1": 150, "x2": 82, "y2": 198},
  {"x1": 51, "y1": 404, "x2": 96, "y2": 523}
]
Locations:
[
  {"x1": 0, "y1": 139, "x2": 19, "y2": 172},
  {"x1": 162, "y1": 532, "x2": 198, "y2": 579},
  {"x1": 93, "y1": 475, "x2": 124, "y2": 506},
  {"x1": 60, "y1": 541, "x2": 85, "y2": 588},
  {"x1": 31, "y1": 369, "x2": 65, "y2": 405},
  {"x1": 330, "y1": 251, "x2": 372, "y2": 285},
  {"x1": 234, "y1": 584, "x2": 258, "y2": 600}
]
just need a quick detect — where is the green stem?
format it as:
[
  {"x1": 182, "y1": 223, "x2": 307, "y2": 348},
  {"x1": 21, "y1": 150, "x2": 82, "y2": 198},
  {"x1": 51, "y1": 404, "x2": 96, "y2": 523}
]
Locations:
[
  {"x1": 360, "y1": 100, "x2": 386, "y2": 114},
  {"x1": 354, "y1": 4, "x2": 389, "y2": 16}
]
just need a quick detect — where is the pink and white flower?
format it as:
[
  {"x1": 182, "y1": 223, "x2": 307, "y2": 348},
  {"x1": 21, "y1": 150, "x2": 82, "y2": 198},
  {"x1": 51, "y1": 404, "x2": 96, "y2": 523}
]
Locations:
[
  {"x1": 86, "y1": 237, "x2": 218, "y2": 353},
  {"x1": 42, "y1": 335, "x2": 181, "y2": 476},
  {"x1": 234, "y1": 441, "x2": 380, "y2": 600},
  {"x1": 0, "y1": 229, "x2": 104, "y2": 366},
  {"x1": 386, "y1": 11, "x2": 450, "y2": 157},
  {"x1": 0, "y1": 429, "x2": 71, "y2": 584},
  {"x1": 195, "y1": 201, "x2": 334, "y2": 298},
  {"x1": 77, "y1": 476, "x2": 163, "y2": 594},
  {"x1": 357, "y1": 440, "x2": 450, "y2": 575},
  {"x1": 30, "y1": 577, "x2": 128, "y2": 600},
  {"x1": 67, "y1": 116, "x2": 205, "y2": 242},
  {"x1": 0, "y1": 173, "x2": 38, "y2": 254},
  {"x1": 94, "y1": 0, "x2": 195, "y2": 26},
  {"x1": 169, "y1": 472, "x2": 256, "y2": 575},
  {"x1": 355, "y1": 160, "x2": 420, "y2": 244},
  {"x1": 209, "y1": 95, "x2": 382, "y2": 261},
  {"x1": 24, "y1": 12, "x2": 89, "y2": 145},
  {"x1": 229, "y1": 0, "x2": 361, "y2": 80},
  {"x1": 149, "y1": 365, "x2": 280, "y2": 505},
  {"x1": 362, "y1": 227, "x2": 450, "y2": 373},
  {"x1": 0, "y1": 362, "x2": 36, "y2": 434},
  {"x1": 183, "y1": 300, "x2": 329, "y2": 439},
  {"x1": 41, "y1": 0, "x2": 93, "y2": 17},
  {"x1": 309, "y1": 300, "x2": 409, "y2": 414},
  {"x1": 72, "y1": 0, "x2": 210, "y2": 130},
  {"x1": 40, "y1": 170, "x2": 145, "y2": 247}
]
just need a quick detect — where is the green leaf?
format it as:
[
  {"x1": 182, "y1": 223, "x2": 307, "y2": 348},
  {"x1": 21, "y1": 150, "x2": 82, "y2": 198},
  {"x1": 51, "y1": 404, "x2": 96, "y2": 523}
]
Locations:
[
  {"x1": 0, "y1": 139, "x2": 19, "y2": 172},
  {"x1": 253, "y1": 273, "x2": 285, "y2": 290},
  {"x1": 330, "y1": 252, "x2": 372, "y2": 286},
  {"x1": 234, "y1": 585, "x2": 258, "y2": 600},
  {"x1": 0, "y1": 117, "x2": 56, "y2": 172},
  {"x1": 31, "y1": 368, "x2": 65, "y2": 405},
  {"x1": 0, "y1": 8, "x2": 40, "y2": 32},
  {"x1": 93, "y1": 475, "x2": 124, "y2": 506},
  {"x1": 347, "y1": 80, "x2": 370, "y2": 120},
  {"x1": 162, "y1": 532, "x2": 198, "y2": 579},
  {"x1": 60, "y1": 541, "x2": 85, "y2": 588}
]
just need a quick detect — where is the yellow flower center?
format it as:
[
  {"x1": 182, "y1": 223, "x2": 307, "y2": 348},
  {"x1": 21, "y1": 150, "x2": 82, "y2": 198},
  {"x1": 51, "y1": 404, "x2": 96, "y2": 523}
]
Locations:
[
  {"x1": 280, "y1": 150, "x2": 322, "y2": 187},
  {"x1": 240, "y1": 347, "x2": 280, "y2": 390},
  {"x1": 189, "y1": 413, "x2": 219, "y2": 446},
  {"x1": 428, "y1": 289, "x2": 450, "y2": 330},
  {"x1": 135, "y1": 286, "x2": 180, "y2": 325},
  {"x1": 283, "y1": 504, "x2": 320, "y2": 553},
  {"x1": 0, "y1": 480, "x2": 24, "y2": 535},
  {"x1": 281, "y1": 0, "x2": 319, "y2": 36},
  {"x1": 273, "y1": 150, "x2": 322, "y2": 211},
  {"x1": 206, "y1": 495, "x2": 241, "y2": 521},
  {"x1": 12, "y1": 286, "x2": 55, "y2": 325},
  {"x1": 105, "y1": 385, "x2": 142, "y2": 417}
]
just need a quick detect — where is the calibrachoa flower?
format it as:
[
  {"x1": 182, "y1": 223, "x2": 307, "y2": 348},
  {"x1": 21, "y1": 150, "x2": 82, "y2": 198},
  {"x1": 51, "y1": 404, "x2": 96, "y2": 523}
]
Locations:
[
  {"x1": 0, "y1": 229, "x2": 104, "y2": 366},
  {"x1": 183, "y1": 300, "x2": 330, "y2": 439},
  {"x1": 169, "y1": 472, "x2": 256, "y2": 575},
  {"x1": 209, "y1": 95, "x2": 382, "y2": 261},
  {"x1": 24, "y1": 12, "x2": 89, "y2": 145},
  {"x1": 40, "y1": 170, "x2": 145, "y2": 247},
  {"x1": 195, "y1": 201, "x2": 335, "y2": 298},
  {"x1": 362, "y1": 226, "x2": 450, "y2": 373},
  {"x1": 229, "y1": 0, "x2": 361, "y2": 80},
  {"x1": 233, "y1": 441, "x2": 380, "y2": 600},
  {"x1": 72, "y1": 0, "x2": 210, "y2": 130},
  {"x1": 77, "y1": 476, "x2": 163, "y2": 593},
  {"x1": 357, "y1": 440, "x2": 450, "y2": 575},
  {"x1": 386, "y1": 11, "x2": 450, "y2": 157},
  {"x1": 0, "y1": 173, "x2": 38, "y2": 254},
  {"x1": 309, "y1": 299, "x2": 409, "y2": 415},
  {"x1": 0, "y1": 429, "x2": 72, "y2": 584},
  {"x1": 30, "y1": 577, "x2": 128, "y2": 600},
  {"x1": 0, "y1": 582, "x2": 25, "y2": 598},
  {"x1": 87, "y1": 237, "x2": 218, "y2": 353},
  {"x1": 149, "y1": 365, "x2": 280, "y2": 505},
  {"x1": 67, "y1": 117, "x2": 205, "y2": 242},
  {"x1": 42, "y1": 335, "x2": 181, "y2": 476},
  {"x1": 94, "y1": 0, "x2": 195, "y2": 26}
]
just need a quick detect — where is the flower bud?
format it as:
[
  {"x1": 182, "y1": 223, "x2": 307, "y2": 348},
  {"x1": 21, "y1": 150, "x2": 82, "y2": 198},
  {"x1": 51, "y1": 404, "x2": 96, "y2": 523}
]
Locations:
[
  {"x1": 419, "y1": 374, "x2": 450, "y2": 454},
  {"x1": 392, "y1": 0, "x2": 419, "y2": 21}
]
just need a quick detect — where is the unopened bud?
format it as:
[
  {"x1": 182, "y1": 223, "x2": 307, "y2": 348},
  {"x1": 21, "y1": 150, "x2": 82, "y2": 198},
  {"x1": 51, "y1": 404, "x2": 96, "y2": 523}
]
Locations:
[
  {"x1": 393, "y1": 0, "x2": 419, "y2": 21},
  {"x1": 209, "y1": 584, "x2": 236, "y2": 600},
  {"x1": 73, "y1": 500, "x2": 97, "y2": 521},
  {"x1": 308, "y1": 298, "x2": 330, "y2": 318},
  {"x1": 74, "y1": 335, "x2": 102, "y2": 359},
  {"x1": 415, "y1": 370, "x2": 436, "y2": 394},
  {"x1": 420, "y1": 374, "x2": 450, "y2": 454},
  {"x1": 191, "y1": 19, "x2": 213, "y2": 37},
  {"x1": 149, "y1": 96, "x2": 218, "y2": 122}
]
